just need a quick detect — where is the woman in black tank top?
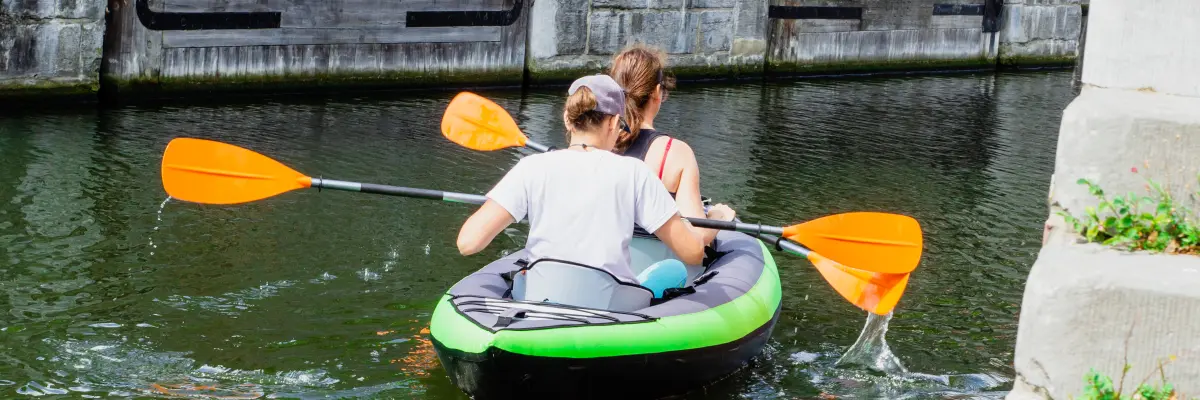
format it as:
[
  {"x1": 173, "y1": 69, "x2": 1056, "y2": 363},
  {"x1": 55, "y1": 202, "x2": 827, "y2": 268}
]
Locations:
[{"x1": 609, "y1": 44, "x2": 736, "y2": 248}]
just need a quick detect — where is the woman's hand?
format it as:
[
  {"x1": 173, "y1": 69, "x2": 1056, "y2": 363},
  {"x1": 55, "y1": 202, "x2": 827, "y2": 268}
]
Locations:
[{"x1": 706, "y1": 204, "x2": 736, "y2": 222}]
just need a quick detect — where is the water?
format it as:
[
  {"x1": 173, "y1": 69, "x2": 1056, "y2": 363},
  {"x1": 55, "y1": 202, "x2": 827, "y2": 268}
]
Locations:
[{"x1": 0, "y1": 70, "x2": 1073, "y2": 398}]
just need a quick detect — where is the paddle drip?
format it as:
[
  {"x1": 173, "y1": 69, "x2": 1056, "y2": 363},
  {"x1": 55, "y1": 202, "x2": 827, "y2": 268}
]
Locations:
[
  {"x1": 834, "y1": 311, "x2": 908, "y2": 375},
  {"x1": 148, "y1": 197, "x2": 171, "y2": 256}
]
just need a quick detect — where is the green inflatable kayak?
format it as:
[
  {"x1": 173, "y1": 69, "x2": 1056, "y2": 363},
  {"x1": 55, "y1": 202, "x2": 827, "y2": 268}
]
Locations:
[{"x1": 430, "y1": 229, "x2": 783, "y2": 399}]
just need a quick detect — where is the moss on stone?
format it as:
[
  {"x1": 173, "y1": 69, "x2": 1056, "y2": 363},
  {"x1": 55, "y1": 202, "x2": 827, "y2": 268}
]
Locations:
[
  {"x1": 0, "y1": 79, "x2": 99, "y2": 102},
  {"x1": 998, "y1": 53, "x2": 1076, "y2": 68},
  {"x1": 766, "y1": 57, "x2": 993, "y2": 76},
  {"x1": 105, "y1": 67, "x2": 526, "y2": 97}
]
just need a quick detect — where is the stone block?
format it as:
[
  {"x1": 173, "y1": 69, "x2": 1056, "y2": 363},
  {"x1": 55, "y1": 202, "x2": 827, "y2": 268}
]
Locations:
[
  {"x1": 1, "y1": 0, "x2": 105, "y2": 20},
  {"x1": 1081, "y1": 0, "x2": 1200, "y2": 98},
  {"x1": 735, "y1": 0, "x2": 767, "y2": 39},
  {"x1": 588, "y1": 10, "x2": 630, "y2": 55},
  {"x1": 699, "y1": 11, "x2": 734, "y2": 52},
  {"x1": 1008, "y1": 244, "x2": 1200, "y2": 400},
  {"x1": 527, "y1": 0, "x2": 559, "y2": 58},
  {"x1": 557, "y1": 11, "x2": 589, "y2": 55},
  {"x1": 692, "y1": 0, "x2": 738, "y2": 8},
  {"x1": 54, "y1": 22, "x2": 81, "y2": 77},
  {"x1": 0, "y1": 24, "x2": 42, "y2": 76},
  {"x1": 1000, "y1": 4, "x2": 1081, "y2": 42},
  {"x1": 930, "y1": 15, "x2": 982, "y2": 29},
  {"x1": 1045, "y1": 86, "x2": 1200, "y2": 222},
  {"x1": 629, "y1": 11, "x2": 695, "y2": 54},
  {"x1": 791, "y1": 19, "x2": 860, "y2": 33},
  {"x1": 593, "y1": 0, "x2": 682, "y2": 9}
]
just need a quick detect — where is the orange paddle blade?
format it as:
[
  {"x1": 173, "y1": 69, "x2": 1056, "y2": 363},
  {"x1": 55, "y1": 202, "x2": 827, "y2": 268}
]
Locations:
[
  {"x1": 808, "y1": 252, "x2": 909, "y2": 315},
  {"x1": 161, "y1": 138, "x2": 311, "y2": 205},
  {"x1": 441, "y1": 92, "x2": 527, "y2": 151},
  {"x1": 784, "y1": 212, "x2": 923, "y2": 274}
]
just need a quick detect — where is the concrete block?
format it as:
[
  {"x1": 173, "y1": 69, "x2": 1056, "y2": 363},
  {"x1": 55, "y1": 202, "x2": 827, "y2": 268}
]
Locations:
[
  {"x1": 735, "y1": 0, "x2": 767, "y2": 39},
  {"x1": 1046, "y1": 86, "x2": 1200, "y2": 224},
  {"x1": 1008, "y1": 244, "x2": 1200, "y2": 400},
  {"x1": 699, "y1": 11, "x2": 734, "y2": 52},
  {"x1": 588, "y1": 10, "x2": 630, "y2": 55},
  {"x1": 1081, "y1": 0, "x2": 1200, "y2": 98},
  {"x1": 0, "y1": 24, "x2": 42, "y2": 76}
]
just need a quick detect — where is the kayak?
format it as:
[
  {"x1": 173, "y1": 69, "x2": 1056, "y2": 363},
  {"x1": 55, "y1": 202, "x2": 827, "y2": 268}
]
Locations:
[{"x1": 429, "y1": 229, "x2": 783, "y2": 399}]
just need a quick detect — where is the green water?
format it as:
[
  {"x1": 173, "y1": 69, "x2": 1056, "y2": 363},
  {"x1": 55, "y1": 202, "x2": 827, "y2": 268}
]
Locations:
[{"x1": 0, "y1": 71, "x2": 1073, "y2": 399}]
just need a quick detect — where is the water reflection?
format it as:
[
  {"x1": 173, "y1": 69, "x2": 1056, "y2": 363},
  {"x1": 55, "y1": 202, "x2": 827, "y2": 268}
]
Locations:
[{"x1": 0, "y1": 71, "x2": 1074, "y2": 398}]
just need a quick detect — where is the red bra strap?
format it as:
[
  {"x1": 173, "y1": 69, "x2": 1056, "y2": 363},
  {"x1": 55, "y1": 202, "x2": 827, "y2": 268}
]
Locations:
[{"x1": 658, "y1": 137, "x2": 674, "y2": 180}]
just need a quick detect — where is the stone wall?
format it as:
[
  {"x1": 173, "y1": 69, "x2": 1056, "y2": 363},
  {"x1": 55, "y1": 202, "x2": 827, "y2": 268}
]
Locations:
[
  {"x1": 997, "y1": 0, "x2": 1082, "y2": 65},
  {"x1": 0, "y1": 0, "x2": 1087, "y2": 98},
  {"x1": 767, "y1": 0, "x2": 1000, "y2": 74},
  {"x1": 1010, "y1": 0, "x2": 1200, "y2": 398},
  {"x1": 0, "y1": 0, "x2": 105, "y2": 99},
  {"x1": 101, "y1": 0, "x2": 529, "y2": 95},
  {"x1": 526, "y1": 0, "x2": 768, "y2": 82}
]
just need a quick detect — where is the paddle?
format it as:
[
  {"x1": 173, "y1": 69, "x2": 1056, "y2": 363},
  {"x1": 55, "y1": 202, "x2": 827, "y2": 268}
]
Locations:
[
  {"x1": 441, "y1": 91, "x2": 924, "y2": 275},
  {"x1": 159, "y1": 137, "x2": 914, "y2": 315}
]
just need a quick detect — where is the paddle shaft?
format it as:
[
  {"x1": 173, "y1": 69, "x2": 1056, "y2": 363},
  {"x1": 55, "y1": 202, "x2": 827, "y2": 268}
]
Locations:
[
  {"x1": 311, "y1": 178, "x2": 773, "y2": 234},
  {"x1": 311, "y1": 178, "x2": 486, "y2": 204}
]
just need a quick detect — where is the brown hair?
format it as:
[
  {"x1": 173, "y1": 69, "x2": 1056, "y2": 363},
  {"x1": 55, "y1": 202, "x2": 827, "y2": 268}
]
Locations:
[
  {"x1": 563, "y1": 86, "x2": 610, "y2": 140},
  {"x1": 608, "y1": 44, "x2": 676, "y2": 153}
]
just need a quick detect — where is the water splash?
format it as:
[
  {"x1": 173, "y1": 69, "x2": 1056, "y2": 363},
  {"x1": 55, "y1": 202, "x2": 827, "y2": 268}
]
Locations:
[
  {"x1": 148, "y1": 197, "x2": 171, "y2": 256},
  {"x1": 835, "y1": 311, "x2": 909, "y2": 375}
]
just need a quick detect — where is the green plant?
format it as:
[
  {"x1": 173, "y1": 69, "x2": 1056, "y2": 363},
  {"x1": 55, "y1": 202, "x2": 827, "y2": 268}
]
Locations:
[
  {"x1": 1080, "y1": 369, "x2": 1175, "y2": 400},
  {"x1": 1058, "y1": 176, "x2": 1200, "y2": 254}
]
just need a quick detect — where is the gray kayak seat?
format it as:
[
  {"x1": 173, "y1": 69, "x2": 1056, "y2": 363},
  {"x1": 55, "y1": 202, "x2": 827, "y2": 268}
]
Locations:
[{"x1": 517, "y1": 259, "x2": 654, "y2": 312}]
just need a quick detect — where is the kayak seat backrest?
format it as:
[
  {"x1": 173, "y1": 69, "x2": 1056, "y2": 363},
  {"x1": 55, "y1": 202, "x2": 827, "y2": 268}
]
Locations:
[
  {"x1": 629, "y1": 236, "x2": 706, "y2": 283},
  {"x1": 519, "y1": 259, "x2": 653, "y2": 312}
]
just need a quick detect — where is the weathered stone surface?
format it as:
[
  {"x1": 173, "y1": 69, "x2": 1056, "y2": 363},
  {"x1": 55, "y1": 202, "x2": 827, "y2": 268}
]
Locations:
[
  {"x1": 1, "y1": 11, "x2": 103, "y2": 98},
  {"x1": 930, "y1": 15, "x2": 982, "y2": 29},
  {"x1": 557, "y1": 11, "x2": 589, "y2": 55},
  {"x1": 1044, "y1": 87, "x2": 1200, "y2": 223},
  {"x1": 593, "y1": 0, "x2": 683, "y2": 10},
  {"x1": 735, "y1": 0, "x2": 767, "y2": 39},
  {"x1": 2, "y1": 0, "x2": 104, "y2": 20},
  {"x1": 699, "y1": 11, "x2": 734, "y2": 52},
  {"x1": 997, "y1": 3, "x2": 1081, "y2": 64},
  {"x1": 1081, "y1": 0, "x2": 1200, "y2": 98},
  {"x1": 635, "y1": 11, "x2": 695, "y2": 54},
  {"x1": 790, "y1": 19, "x2": 860, "y2": 33},
  {"x1": 528, "y1": 0, "x2": 560, "y2": 58},
  {"x1": 769, "y1": 27, "x2": 990, "y2": 69},
  {"x1": 692, "y1": 0, "x2": 738, "y2": 8},
  {"x1": 587, "y1": 10, "x2": 630, "y2": 55},
  {"x1": 1008, "y1": 244, "x2": 1200, "y2": 400}
]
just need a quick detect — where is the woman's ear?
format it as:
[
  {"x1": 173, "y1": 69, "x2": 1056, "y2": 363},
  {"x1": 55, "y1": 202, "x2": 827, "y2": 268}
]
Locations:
[{"x1": 562, "y1": 110, "x2": 570, "y2": 130}]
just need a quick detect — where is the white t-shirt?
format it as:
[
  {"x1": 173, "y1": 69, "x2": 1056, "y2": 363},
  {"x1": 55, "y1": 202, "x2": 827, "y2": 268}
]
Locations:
[{"x1": 486, "y1": 149, "x2": 678, "y2": 284}]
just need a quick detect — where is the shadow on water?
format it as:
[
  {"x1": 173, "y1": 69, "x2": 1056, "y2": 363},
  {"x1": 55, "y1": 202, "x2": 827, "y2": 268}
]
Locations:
[{"x1": 0, "y1": 71, "x2": 1075, "y2": 398}]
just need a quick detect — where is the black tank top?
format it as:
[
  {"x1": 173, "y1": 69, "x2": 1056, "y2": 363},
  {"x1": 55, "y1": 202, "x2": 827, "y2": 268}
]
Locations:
[
  {"x1": 622, "y1": 128, "x2": 667, "y2": 162},
  {"x1": 621, "y1": 129, "x2": 676, "y2": 197}
]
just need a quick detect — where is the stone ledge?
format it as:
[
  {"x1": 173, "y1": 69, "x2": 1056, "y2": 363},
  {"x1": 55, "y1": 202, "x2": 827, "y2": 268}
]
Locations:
[
  {"x1": 1008, "y1": 243, "x2": 1200, "y2": 400},
  {"x1": 1046, "y1": 85, "x2": 1200, "y2": 221}
]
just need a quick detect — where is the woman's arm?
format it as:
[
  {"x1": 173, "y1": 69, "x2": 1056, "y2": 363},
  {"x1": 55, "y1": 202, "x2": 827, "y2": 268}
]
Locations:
[
  {"x1": 456, "y1": 199, "x2": 517, "y2": 256},
  {"x1": 653, "y1": 215, "x2": 705, "y2": 265},
  {"x1": 669, "y1": 141, "x2": 724, "y2": 246}
]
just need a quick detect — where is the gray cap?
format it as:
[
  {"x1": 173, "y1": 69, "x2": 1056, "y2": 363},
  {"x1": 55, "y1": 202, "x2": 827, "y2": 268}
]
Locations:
[{"x1": 567, "y1": 74, "x2": 626, "y2": 116}]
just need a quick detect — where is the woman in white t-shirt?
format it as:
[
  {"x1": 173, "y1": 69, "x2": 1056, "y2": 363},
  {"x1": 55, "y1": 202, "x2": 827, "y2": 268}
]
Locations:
[{"x1": 455, "y1": 74, "x2": 711, "y2": 298}]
